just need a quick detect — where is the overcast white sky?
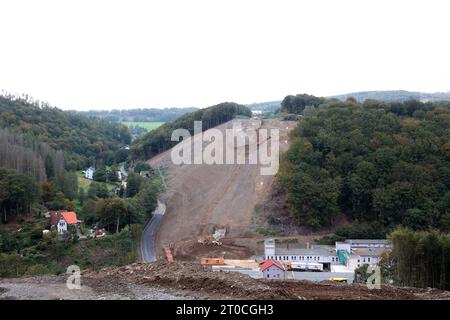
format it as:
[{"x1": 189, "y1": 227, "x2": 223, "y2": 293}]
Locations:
[{"x1": 0, "y1": 0, "x2": 449, "y2": 110}]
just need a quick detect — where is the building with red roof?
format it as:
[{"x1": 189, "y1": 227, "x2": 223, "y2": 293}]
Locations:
[
  {"x1": 259, "y1": 259, "x2": 286, "y2": 280},
  {"x1": 50, "y1": 211, "x2": 79, "y2": 235}
]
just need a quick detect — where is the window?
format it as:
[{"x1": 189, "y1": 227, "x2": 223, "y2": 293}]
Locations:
[{"x1": 368, "y1": 258, "x2": 371, "y2": 262}]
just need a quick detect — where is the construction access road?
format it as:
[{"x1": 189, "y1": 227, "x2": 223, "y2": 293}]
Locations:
[{"x1": 141, "y1": 200, "x2": 166, "y2": 262}]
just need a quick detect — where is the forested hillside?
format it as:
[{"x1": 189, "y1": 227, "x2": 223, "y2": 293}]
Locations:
[
  {"x1": 278, "y1": 96, "x2": 450, "y2": 232},
  {"x1": 73, "y1": 107, "x2": 198, "y2": 122},
  {"x1": 131, "y1": 102, "x2": 252, "y2": 159},
  {"x1": 0, "y1": 94, "x2": 161, "y2": 276},
  {"x1": 0, "y1": 94, "x2": 131, "y2": 170}
]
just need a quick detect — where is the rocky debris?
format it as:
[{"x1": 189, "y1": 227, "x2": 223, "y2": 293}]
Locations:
[
  {"x1": 2, "y1": 261, "x2": 449, "y2": 300},
  {"x1": 82, "y1": 261, "x2": 450, "y2": 300}
]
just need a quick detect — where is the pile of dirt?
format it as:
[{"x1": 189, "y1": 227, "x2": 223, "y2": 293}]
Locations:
[
  {"x1": 173, "y1": 238, "x2": 256, "y2": 262},
  {"x1": 84, "y1": 261, "x2": 294, "y2": 300},
  {"x1": 83, "y1": 261, "x2": 450, "y2": 300}
]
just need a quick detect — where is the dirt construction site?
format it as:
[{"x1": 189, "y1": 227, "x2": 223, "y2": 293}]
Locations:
[
  {"x1": 149, "y1": 119, "x2": 296, "y2": 261},
  {"x1": 2, "y1": 261, "x2": 449, "y2": 300}
]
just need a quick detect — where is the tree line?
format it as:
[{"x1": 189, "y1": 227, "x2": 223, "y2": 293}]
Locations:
[
  {"x1": 383, "y1": 228, "x2": 450, "y2": 290},
  {"x1": 0, "y1": 128, "x2": 64, "y2": 183},
  {"x1": 131, "y1": 102, "x2": 252, "y2": 159},
  {"x1": 72, "y1": 107, "x2": 198, "y2": 122}
]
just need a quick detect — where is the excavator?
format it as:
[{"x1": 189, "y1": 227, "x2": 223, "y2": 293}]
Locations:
[{"x1": 197, "y1": 235, "x2": 222, "y2": 246}]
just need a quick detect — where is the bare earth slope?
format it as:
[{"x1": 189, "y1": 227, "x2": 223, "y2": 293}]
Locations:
[{"x1": 148, "y1": 119, "x2": 294, "y2": 260}]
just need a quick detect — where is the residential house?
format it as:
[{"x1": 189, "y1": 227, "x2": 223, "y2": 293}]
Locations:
[
  {"x1": 260, "y1": 259, "x2": 286, "y2": 279},
  {"x1": 50, "y1": 211, "x2": 79, "y2": 235},
  {"x1": 84, "y1": 167, "x2": 95, "y2": 180}
]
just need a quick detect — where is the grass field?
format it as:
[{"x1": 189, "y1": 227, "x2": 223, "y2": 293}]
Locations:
[
  {"x1": 76, "y1": 171, "x2": 118, "y2": 193},
  {"x1": 121, "y1": 121, "x2": 165, "y2": 131}
]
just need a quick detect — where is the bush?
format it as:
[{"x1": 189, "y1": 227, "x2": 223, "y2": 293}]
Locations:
[{"x1": 25, "y1": 264, "x2": 50, "y2": 276}]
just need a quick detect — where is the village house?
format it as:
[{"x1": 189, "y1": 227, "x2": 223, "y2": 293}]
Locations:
[
  {"x1": 83, "y1": 167, "x2": 95, "y2": 180},
  {"x1": 50, "y1": 211, "x2": 80, "y2": 235},
  {"x1": 259, "y1": 259, "x2": 286, "y2": 279}
]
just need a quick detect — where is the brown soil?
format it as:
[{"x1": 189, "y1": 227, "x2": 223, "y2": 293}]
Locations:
[
  {"x1": 83, "y1": 261, "x2": 450, "y2": 300},
  {"x1": 148, "y1": 119, "x2": 296, "y2": 260}
]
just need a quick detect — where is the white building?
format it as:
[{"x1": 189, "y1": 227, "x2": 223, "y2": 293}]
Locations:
[
  {"x1": 264, "y1": 239, "x2": 340, "y2": 270},
  {"x1": 345, "y1": 248, "x2": 384, "y2": 270},
  {"x1": 84, "y1": 167, "x2": 95, "y2": 180},
  {"x1": 264, "y1": 238, "x2": 390, "y2": 272},
  {"x1": 335, "y1": 240, "x2": 390, "y2": 270}
]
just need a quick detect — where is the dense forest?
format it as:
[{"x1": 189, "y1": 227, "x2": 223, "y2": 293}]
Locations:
[
  {"x1": 382, "y1": 228, "x2": 450, "y2": 290},
  {"x1": 72, "y1": 107, "x2": 198, "y2": 122},
  {"x1": 0, "y1": 94, "x2": 131, "y2": 170},
  {"x1": 131, "y1": 102, "x2": 252, "y2": 159},
  {"x1": 278, "y1": 95, "x2": 450, "y2": 232}
]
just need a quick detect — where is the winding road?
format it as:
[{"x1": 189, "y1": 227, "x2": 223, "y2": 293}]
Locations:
[{"x1": 140, "y1": 200, "x2": 166, "y2": 262}]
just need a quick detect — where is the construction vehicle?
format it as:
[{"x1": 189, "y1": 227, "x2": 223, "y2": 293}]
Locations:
[
  {"x1": 197, "y1": 236, "x2": 222, "y2": 246},
  {"x1": 328, "y1": 277, "x2": 348, "y2": 283}
]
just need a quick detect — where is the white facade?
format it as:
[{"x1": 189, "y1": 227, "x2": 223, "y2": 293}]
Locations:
[
  {"x1": 85, "y1": 167, "x2": 95, "y2": 180},
  {"x1": 264, "y1": 239, "x2": 340, "y2": 266},
  {"x1": 264, "y1": 238, "x2": 389, "y2": 272},
  {"x1": 347, "y1": 255, "x2": 379, "y2": 270},
  {"x1": 264, "y1": 239, "x2": 275, "y2": 257},
  {"x1": 57, "y1": 217, "x2": 68, "y2": 234},
  {"x1": 262, "y1": 265, "x2": 285, "y2": 279}
]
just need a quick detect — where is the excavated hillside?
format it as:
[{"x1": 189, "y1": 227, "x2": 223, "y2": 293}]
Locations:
[{"x1": 147, "y1": 119, "x2": 295, "y2": 261}]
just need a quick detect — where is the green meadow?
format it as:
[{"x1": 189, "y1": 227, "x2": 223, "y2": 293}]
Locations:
[{"x1": 121, "y1": 121, "x2": 165, "y2": 131}]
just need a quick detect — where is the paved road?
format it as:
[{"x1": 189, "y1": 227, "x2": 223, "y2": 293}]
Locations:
[{"x1": 141, "y1": 200, "x2": 166, "y2": 262}]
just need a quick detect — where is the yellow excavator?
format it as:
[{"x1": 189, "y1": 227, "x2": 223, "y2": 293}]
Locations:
[{"x1": 197, "y1": 236, "x2": 222, "y2": 246}]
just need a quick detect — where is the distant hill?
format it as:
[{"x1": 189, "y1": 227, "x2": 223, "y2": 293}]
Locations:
[
  {"x1": 245, "y1": 101, "x2": 281, "y2": 113},
  {"x1": 72, "y1": 107, "x2": 199, "y2": 122},
  {"x1": 329, "y1": 90, "x2": 450, "y2": 103}
]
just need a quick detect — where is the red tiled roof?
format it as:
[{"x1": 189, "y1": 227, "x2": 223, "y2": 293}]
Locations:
[
  {"x1": 259, "y1": 259, "x2": 286, "y2": 271},
  {"x1": 61, "y1": 211, "x2": 78, "y2": 224},
  {"x1": 50, "y1": 211, "x2": 78, "y2": 225},
  {"x1": 50, "y1": 212, "x2": 62, "y2": 226}
]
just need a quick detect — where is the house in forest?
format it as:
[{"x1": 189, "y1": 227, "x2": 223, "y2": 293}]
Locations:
[
  {"x1": 83, "y1": 167, "x2": 95, "y2": 180},
  {"x1": 50, "y1": 211, "x2": 80, "y2": 235}
]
